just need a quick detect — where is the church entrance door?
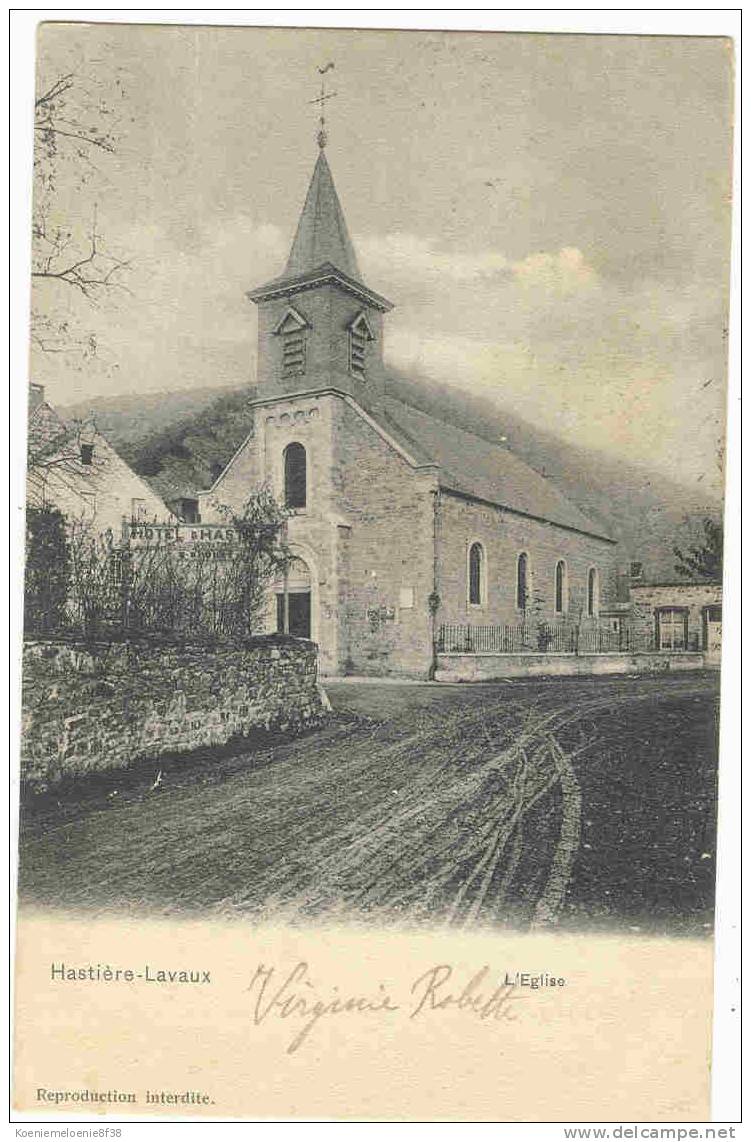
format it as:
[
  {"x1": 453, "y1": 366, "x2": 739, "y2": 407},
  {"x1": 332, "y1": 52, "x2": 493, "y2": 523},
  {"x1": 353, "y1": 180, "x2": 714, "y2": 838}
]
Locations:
[
  {"x1": 277, "y1": 591, "x2": 311, "y2": 638},
  {"x1": 275, "y1": 556, "x2": 312, "y2": 640}
]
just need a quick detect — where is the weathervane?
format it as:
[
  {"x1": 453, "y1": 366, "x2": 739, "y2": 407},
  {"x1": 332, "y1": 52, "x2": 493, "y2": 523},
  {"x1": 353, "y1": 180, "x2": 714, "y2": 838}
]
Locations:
[{"x1": 310, "y1": 62, "x2": 336, "y2": 149}]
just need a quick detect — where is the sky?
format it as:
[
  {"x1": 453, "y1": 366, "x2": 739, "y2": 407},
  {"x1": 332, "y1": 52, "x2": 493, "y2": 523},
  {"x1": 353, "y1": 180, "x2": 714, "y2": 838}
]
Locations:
[{"x1": 30, "y1": 23, "x2": 733, "y2": 499}]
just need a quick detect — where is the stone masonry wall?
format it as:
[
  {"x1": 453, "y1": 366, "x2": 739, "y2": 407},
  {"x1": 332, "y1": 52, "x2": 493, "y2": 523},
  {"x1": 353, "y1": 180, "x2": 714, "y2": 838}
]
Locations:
[
  {"x1": 21, "y1": 637, "x2": 326, "y2": 790},
  {"x1": 331, "y1": 399, "x2": 437, "y2": 677},
  {"x1": 437, "y1": 492, "x2": 619, "y2": 629},
  {"x1": 630, "y1": 583, "x2": 723, "y2": 651}
]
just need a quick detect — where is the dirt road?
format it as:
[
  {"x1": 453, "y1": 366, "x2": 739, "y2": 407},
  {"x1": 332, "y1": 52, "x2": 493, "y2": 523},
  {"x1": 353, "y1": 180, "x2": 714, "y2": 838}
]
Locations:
[{"x1": 18, "y1": 672, "x2": 720, "y2": 934}]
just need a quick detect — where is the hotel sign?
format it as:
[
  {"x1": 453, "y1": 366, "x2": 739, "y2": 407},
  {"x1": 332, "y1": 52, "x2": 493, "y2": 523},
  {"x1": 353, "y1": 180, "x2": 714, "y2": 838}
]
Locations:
[{"x1": 123, "y1": 521, "x2": 239, "y2": 547}]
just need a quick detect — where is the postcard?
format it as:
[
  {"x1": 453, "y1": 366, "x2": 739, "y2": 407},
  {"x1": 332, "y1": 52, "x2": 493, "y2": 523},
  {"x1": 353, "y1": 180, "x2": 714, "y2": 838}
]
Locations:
[{"x1": 12, "y1": 18, "x2": 736, "y2": 1123}]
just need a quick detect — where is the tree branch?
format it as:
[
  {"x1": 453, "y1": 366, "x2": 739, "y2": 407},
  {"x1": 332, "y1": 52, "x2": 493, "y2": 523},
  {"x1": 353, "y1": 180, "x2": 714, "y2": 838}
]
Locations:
[
  {"x1": 34, "y1": 123, "x2": 115, "y2": 153},
  {"x1": 32, "y1": 210, "x2": 131, "y2": 300}
]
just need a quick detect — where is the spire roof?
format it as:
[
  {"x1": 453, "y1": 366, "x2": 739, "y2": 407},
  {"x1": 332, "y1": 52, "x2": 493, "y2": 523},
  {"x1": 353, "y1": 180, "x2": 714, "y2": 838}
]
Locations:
[{"x1": 283, "y1": 150, "x2": 361, "y2": 281}]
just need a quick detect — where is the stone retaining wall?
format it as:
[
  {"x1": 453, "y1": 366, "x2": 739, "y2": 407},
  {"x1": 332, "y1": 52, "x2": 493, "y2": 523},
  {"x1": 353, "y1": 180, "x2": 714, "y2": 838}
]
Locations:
[
  {"x1": 21, "y1": 636, "x2": 326, "y2": 789},
  {"x1": 435, "y1": 650, "x2": 707, "y2": 682}
]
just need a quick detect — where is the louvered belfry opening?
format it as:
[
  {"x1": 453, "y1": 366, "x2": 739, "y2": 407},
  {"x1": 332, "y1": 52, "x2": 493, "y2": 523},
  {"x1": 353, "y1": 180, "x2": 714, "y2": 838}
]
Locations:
[
  {"x1": 282, "y1": 329, "x2": 306, "y2": 378},
  {"x1": 350, "y1": 324, "x2": 367, "y2": 378}
]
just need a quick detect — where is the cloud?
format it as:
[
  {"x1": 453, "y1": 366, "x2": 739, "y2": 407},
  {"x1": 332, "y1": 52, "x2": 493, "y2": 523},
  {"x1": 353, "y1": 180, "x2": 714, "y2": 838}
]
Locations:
[
  {"x1": 512, "y1": 246, "x2": 598, "y2": 293},
  {"x1": 358, "y1": 232, "x2": 599, "y2": 298},
  {"x1": 358, "y1": 232, "x2": 512, "y2": 287},
  {"x1": 31, "y1": 214, "x2": 290, "y2": 400}
]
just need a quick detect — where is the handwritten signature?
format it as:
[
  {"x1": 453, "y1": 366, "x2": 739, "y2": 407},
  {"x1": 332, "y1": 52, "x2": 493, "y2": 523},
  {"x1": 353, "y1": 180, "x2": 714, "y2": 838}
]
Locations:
[{"x1": 247, "y1": 962, "x2": 525, "y2": 1054}]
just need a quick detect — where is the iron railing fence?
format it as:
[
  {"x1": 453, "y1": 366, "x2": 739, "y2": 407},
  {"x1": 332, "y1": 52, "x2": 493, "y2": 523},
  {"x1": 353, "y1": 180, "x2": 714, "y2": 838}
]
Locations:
[
  {"x1": 437, "y1": 621, "x2": 632, "y2": 655},
  {"x1": 576, "y1": 624, "x2": 631, "y2": 654}
]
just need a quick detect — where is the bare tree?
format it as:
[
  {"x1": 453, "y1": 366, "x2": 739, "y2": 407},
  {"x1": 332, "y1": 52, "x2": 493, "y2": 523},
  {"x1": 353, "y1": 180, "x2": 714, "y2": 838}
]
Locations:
[
  {"x1": 32, "y1": 207, "x2": 129, "y2": 303},
  {"x1": 31, "y1": 67, "x2": 131, "y2": 360},
  {"x1": 217, "y1": 488, "x2": 293, "y2": 637}
]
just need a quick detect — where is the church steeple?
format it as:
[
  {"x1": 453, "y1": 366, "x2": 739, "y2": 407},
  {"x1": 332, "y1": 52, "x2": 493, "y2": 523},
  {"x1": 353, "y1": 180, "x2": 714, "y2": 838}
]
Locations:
[
  {"x1": 283, "y1": 150, "x2": 361, "y2": 281},
  {"x1": 248, "y1": 145, "x2": 390, "y2": 310},
  {"x1": 248, "y1": 128, "x2": 392, "y2": 409}
]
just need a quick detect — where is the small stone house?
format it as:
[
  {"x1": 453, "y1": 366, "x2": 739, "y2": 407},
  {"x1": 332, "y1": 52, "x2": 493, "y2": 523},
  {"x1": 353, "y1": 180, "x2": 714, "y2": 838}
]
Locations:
[
  {"x1": 26, "y1": 384, "x2": 171, "y2": 538},
  {"x1": 198, "y1": 141, "x2": 620, "y2": 677},
  {"x1": 629, "y1": 581, "x2": 723, "y2": 663}
]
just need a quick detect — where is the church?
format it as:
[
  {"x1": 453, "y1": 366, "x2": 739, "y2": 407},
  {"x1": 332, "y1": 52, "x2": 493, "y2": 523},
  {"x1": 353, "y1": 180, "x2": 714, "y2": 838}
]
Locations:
[{"x1": 198, "y1": 137, "x2": 619, "y2": 677}]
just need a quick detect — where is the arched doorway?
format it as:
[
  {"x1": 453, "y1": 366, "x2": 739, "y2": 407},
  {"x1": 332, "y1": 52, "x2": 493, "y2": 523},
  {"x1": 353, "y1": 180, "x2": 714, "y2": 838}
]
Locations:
[{"x1": 276, "y1": 556, "x2": 312, "y2": 639}]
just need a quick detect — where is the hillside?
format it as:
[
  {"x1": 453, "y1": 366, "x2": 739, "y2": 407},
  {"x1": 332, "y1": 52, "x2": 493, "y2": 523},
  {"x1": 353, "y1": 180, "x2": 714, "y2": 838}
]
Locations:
[
  {"x1": 59, "y1": 387, "x2": 239, "y2": 450},
  {"x1": 59, "y1": 386, "x2": 255, "y2": 503},
  {"x1": 64, "y1": 376, "x2": 722, "y2": 581}
]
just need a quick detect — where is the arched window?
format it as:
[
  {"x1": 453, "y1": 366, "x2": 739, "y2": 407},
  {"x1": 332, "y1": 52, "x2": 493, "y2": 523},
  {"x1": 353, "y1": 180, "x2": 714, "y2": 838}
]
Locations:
[
  {"x1": 587, "y1": 567, "x2": 599, "y2": 617},
  {"x1": 284, "y1": 442, "x2": 307, "y2": 509},
  {"x1": 517, "y1": 552, "x2": 529, "y2": 610},
  {"x1": 555, "y1": 560, "x2": 567, "y2": 614},
  {"x1": 468, "y1": 542, "x2": 484, "y2": 606}
]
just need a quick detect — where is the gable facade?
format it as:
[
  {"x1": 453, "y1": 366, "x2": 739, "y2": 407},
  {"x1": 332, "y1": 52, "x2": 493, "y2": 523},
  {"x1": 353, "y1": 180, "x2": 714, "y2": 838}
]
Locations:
[
  {"x1": 27, "y1": 392, "x2": 171, "y2": 539},
  {"x1": 200, "y1": 390, "x2": 438, "y2": 675}
]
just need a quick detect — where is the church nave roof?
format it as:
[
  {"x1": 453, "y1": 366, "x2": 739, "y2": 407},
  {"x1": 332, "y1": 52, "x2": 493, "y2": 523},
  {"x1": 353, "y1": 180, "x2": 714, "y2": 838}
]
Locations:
[{"x1": 382, "y1": 395, "x2": 613, "y2": 542}]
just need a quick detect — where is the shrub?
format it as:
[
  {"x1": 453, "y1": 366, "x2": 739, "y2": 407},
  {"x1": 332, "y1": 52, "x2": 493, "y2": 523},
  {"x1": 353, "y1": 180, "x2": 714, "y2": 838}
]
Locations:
[{"x1": 24, "y1": 506, "x2": 70, "y2": 633}]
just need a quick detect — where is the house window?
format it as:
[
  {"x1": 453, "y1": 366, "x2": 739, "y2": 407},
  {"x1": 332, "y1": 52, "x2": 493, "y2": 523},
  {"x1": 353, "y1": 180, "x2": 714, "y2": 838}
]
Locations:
[
  {"x1": 468, "y1": 542, "x2": 484, "y2": 606},
  {"x1": 656, "y1": 608, "x2": 688, "y2": 650},
  {"x1": 179, "y1": 498, "x2": 200, "y2": 524},
  {"x1": 131, "y1": 498, "x2": 147, "y2": 521},
  {"x1": 284, "y1": 442, "x2": 307, "y2": 509},
  {"x1": 282, "y1": 330, "x2": 306, "y2": 379},
  {"x1": 80, "y1": 442, "x2": 94, "y2": 465},
  {"x1": 349, "y1": 312, "x2": 374, "y2": 380},
  {"x1": 555, "y1": 560, "x2": 568, "y2": 614},
  {"x1": 587, "y1": 567, "x2": 599, "y2": 617},
  {"x1": 517, "y1": 553, "x2": 529, "y2": 610}
]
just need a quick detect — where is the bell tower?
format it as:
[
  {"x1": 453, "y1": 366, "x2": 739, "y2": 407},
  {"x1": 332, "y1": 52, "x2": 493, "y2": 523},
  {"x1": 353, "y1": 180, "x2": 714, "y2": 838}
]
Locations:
[{"x1": 248, "y1": 120, "x2": 393, "y2": 413}]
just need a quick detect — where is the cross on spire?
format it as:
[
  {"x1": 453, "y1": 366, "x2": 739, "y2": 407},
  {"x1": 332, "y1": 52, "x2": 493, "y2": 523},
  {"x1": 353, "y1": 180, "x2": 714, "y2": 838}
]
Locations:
[{"x1": 310, "y1": 62, "x2": 336, "y2": 149}]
